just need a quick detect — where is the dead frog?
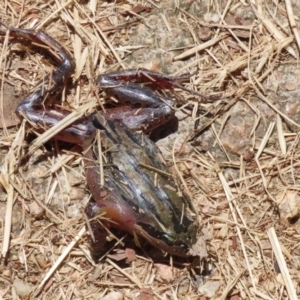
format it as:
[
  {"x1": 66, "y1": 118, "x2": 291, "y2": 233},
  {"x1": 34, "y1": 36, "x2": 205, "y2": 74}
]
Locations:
[{"x1": 1, "y1": 24, "x2": 204, "y2": 257}]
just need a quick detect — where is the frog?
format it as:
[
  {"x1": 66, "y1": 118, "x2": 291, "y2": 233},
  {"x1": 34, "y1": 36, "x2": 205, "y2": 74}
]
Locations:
[{"x1": 0, "y1": 23, "x2": 201, "y2": 257}]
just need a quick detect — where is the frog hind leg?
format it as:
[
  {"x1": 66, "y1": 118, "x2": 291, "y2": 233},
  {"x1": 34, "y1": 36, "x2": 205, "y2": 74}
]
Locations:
[{"x1": 0, "y1": 24, "x2": 95, "y2": 145}]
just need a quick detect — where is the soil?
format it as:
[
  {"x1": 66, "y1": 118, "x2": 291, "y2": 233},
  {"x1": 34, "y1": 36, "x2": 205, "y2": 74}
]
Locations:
[{"x1": 1, "y1": 0, "x2": 300, "y2": 299}]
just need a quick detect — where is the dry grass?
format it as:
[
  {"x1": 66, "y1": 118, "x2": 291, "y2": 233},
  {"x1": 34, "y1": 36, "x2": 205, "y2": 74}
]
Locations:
[{"x1": 1, "y1": 0, "x2": 300, "y2": 299}]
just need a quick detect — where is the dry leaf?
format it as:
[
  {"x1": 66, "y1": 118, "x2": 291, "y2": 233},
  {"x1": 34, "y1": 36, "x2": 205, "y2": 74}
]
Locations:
[{"x1": 154, "y1": 264, "x2": 178, "y2": 282}]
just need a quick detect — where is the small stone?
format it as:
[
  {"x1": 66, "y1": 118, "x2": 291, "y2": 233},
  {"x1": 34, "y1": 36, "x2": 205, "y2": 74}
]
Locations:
[
  {"x1": 211, "y1": 13, "x2": 220, "y2": 23},
  {"x1": 17, "y1": 272, "x2": 26, "y2": 279},
  {"x1": 71, "y1": 270, "x2": 80, "y2": 281},
  {"x1": 203, "y1": 13, "x2": 212, "y2": 23},
  {"x1": 36, "y1": 254, "x2": 48, "y2": 268},
  {"x1": 3, "y1": 269, "x2": 11, "y2": 277},
  {"x1": 13, "y1": 278, "x2": 33, "y2": 298},
  {"x1": 276, "y1": 273, "x2": 285, "y2": 286},
  {"x1": 101, "y1": 291, "x2": 123, "y2": 300},
  {"x1": 284, "y1": 81, "x2": 297, "y2": 91},
  {"x1": 198, "y1": 280, "x2": 220, "y2": 298},
  {"x1": 276, "y1": 191, "x2": 300, "y2": 223},
  {"x1": 66, "y1": 204, "x2": 81, "y2": 218},
  {"x1": 27, "y1": 276, "x2": 38, "y2": 284},
  {"x1": 198, "y1": 27, "x2": 213, "y2": 41},
  {"x1": 28, "y1": 202, "x2": 44, "y2": 218},
  {"x1": 61, "y1": 187, "x2": 85, "y2": 201},
  {"x1": 11, "y1": 254, "x2": 18, "y2": 261},
  {"x1": 69, "y1": 187, "x2": 85, "y2": 200},
  {"x1": 137, "y1": 288, "x2": 155, "y2": 300},
  {"x1": 154, "y1": 264, "x2": 178, "y2": 282}
]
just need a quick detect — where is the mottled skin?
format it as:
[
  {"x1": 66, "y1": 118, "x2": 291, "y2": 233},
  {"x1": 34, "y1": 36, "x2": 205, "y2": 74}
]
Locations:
[{"x1": 1, "y1": 24, "x2": 200, "y2": 256}]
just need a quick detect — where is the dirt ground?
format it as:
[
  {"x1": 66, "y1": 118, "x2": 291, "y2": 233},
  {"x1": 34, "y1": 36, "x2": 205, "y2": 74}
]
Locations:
[{"x1": 1, "y1": 0, "x2": 300, "y2": 299}]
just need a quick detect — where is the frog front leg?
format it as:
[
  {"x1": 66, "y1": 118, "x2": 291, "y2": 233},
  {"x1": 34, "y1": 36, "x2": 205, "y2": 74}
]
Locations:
[
  {"x1": 98, "y1": 68, "x2": 207, "y2": 98},
  {"x1": 97, "y1": 68, "x2": 209, "y2": 132},
  {"x1": 98, "y1": 70, "x2": 181, "y2": 132}
]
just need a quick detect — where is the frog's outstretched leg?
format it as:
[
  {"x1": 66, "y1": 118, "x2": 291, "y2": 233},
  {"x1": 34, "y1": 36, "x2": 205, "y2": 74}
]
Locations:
[
  {"x1": 0, "y1": 23, "x2": 95, "y2": 144},
  {"x1": 0, "y1": 22, "x2": 75, "y2": 113},
  {"x1": 98, "y1": 68, "x2": 209, "y2": 99}
]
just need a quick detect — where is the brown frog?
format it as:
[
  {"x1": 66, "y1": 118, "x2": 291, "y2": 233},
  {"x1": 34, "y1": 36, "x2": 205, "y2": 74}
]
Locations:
[{"x1": 1, "y1": 23, "x2": 202, "y2": 256}]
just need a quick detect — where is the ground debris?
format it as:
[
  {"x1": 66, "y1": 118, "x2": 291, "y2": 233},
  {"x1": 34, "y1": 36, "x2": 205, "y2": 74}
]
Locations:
[{"x1": 1, "y1": 0, "x2": 300, "y2": 299}]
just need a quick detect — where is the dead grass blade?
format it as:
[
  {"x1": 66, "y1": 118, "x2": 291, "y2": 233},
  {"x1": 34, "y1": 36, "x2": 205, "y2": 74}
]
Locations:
[
  {"x1": 267, "y1": 227, "x2": 298, "y2": 300},
  {"x1": 34, "y1": 226, "x2": 86, "y2": 297},
  {"x1": 28, "y1": 100, "x2": 97, "y2": 155},
  {"x1": 284, "y1": 0, "x2": 300, "y2": 53},
  {"x1": 252, "y1": 2, "x2": 297, "y2": 58},
  {"x1": 218, "y1": 171, "x2": 256, "y2": 291},
  {"x1": 106, "y1": 258, "x2": 142, "y2": 288},
  {"x1": 174, "y1": 34, "x2": 227, "y2": 61}
]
